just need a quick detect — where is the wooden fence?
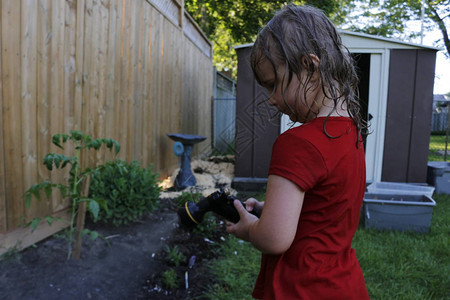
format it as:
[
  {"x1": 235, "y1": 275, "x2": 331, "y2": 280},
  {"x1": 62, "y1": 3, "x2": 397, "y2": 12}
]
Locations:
[{"x1": 0, "y1": 0, "x2": 213, "y2": 254}]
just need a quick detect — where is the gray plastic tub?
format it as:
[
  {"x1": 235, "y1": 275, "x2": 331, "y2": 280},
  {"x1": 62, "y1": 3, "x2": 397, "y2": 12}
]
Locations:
[
  {"x1": 366, "y1": 181, "x2": 435, "y2": 198},
  {"x1": 427, "y1": 161, "x2": 450, "y2": 194},
  {"x1": 363, "y1": 193, "x2": 436, "y2": 233}
]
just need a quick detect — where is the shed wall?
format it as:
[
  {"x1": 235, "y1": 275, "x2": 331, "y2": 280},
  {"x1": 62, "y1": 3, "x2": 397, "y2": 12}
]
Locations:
[
  {"x1": 234, "y1": 47, "x2": 279, "y2": 179},
  {"x1": 382, "y1": 49, "x2": 435, "y2": 182}
]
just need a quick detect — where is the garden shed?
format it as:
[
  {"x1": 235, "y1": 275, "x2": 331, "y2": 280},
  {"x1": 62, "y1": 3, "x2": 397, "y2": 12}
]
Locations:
[
  {"x1": 0, "y1": 0, "x2": 213, "y2": 255},
  {"x1": 233, "y1": 30, "x2": 438, "y2": 189}
]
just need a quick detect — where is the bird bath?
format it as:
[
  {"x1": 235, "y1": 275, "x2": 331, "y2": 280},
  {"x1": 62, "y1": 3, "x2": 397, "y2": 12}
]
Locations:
[{"x1": 167, "y1": 133, "x2": 207, "y2": 190}]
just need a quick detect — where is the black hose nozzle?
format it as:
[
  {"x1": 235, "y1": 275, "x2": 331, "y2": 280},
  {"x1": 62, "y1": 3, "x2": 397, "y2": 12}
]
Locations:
[{"x1": 177, "y1": 188, "x2": 259, "y2": 228}]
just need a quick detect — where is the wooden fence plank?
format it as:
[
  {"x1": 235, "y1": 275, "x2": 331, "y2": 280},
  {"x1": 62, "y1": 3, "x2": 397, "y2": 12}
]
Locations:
[
  {"x1": 103, "y1": 0, "x2": 118, "y2": 163},
  {"x1": 2, "y1": 0, "x2": 24, "y2": 229},
  {"x1": 109, "y1": 0, "x2": 124, "y2": 161},
  {"x1": 21, "y1": 0, "x2": 39, "y2": 222},
  {"x1": 36, "y1": 0, "x2": 53, "y2": 217},
  {"x1": 0, "y1": 0, "x2": 6, "y2": 233},
  {"x1": 73, "y1": 0, "x2": 85, "y2": 132},
  {"x1": 134, "y1": 0, "x2": 144, "y2": 163},
  {"x1": 50, "y1": 0, "x2": 67, "y2": 212},
  {"x1": 63, "y1": 0, "x2": 77, "y2": 135},
  {"x1": 0, "y1": 209, "x2": 71, "y2": 255},
  {"x1": 118, "y1": 0, "x2": 130, "y2": 162}
]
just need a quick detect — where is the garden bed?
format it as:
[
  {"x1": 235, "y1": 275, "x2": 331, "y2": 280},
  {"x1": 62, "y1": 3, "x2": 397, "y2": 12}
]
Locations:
[
  {"x1": 0, "y1": 199, "x2": 230, "y2": 299},
  {"x1": 0, "y1": 156, "x2": 242, "y2": 299}
]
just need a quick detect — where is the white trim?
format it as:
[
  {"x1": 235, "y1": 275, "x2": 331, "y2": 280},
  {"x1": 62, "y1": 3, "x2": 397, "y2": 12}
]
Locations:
[
  {"x1": 235, "y1": 31, "x2": 441, "y2": 51},
  {"x1": 364, "y1": 52, "x2": 389, "y2": 182},
  {"x1": 339, "y1": 30, "x2": 441, "y2": 51}
]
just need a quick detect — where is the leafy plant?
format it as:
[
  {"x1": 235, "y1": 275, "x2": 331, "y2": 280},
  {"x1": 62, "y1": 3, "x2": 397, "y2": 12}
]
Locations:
[
  {"x1": 194, "y1": 214, "x2": 221, "y2": 237},
  {"x1": 89, "y1": 159, "x2": 161, "y2": 226},
  {"x1": 23, "y1": 130, "x2": 120, "y2": 259},
  {"x1": 0, "y1": 246, "x2": 22, "y2": 262},
  {"x1": 175, "y1": 192, "x2": 201, "y2": 207},
  {"x1": 165, "y1": 245, "x2": 186, "y2": 267},
  {"x1": 161, "y1": 269, "x2": 179, "y2": 290}
]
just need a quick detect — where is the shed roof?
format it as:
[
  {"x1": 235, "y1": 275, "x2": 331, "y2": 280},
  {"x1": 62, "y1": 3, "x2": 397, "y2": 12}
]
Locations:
[
  {"x1": 339, "y1": 30, "x2": 440, "y2": 51},
  {"x1": 235, "y1": 30, "x2": 441, "y2": 51}
]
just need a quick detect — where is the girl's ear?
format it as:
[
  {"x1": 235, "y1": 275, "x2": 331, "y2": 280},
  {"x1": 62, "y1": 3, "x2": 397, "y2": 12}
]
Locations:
[{"x1": 301, "y1": 54, "x2": 321, "y2": 82}]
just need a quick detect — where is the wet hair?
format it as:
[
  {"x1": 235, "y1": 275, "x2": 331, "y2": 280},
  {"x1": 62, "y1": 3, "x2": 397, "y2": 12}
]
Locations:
[{"x1": 250, "y1": 4, "x2": 366, "y2": 141}]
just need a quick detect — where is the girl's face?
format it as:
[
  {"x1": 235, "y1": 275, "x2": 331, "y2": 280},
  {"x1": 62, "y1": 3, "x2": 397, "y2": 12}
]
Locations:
[{"x1": 255, "y1": 56, "x2": 321, "y2": 123}]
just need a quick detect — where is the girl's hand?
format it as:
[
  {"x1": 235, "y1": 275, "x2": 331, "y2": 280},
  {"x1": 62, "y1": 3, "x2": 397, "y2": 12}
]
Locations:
[
  {"x1": 243, "y1": 197, "x2": 264, "y2": 216},
  {"x1": 226, "y1": 200, "x2": 259, "y2": 242}
]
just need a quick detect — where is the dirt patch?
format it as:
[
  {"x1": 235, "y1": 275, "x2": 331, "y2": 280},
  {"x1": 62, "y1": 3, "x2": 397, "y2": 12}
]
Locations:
[{"x1": 0, "y1": 156, "x2": 244, "y2": 300}]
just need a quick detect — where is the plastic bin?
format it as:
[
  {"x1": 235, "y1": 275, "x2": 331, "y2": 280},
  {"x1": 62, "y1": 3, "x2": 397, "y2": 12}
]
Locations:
[
  {"x1": 427, "y1": 161, "x2": 450, "y2": 194},
  {"x1": 363, "y1": 193, "x2": 436, "y2": 233},
  {"x1": 366, "y1": 181, "x2": 434, "y2": 198}
]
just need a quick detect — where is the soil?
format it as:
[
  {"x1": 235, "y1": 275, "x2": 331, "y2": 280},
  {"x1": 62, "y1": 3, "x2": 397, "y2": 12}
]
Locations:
[
  {"x1": 0, "y1": 156, "x2": 254, "y2": 300},
  {"x1": 0, "y1": 198, "x2": 232, "y2": 300}
]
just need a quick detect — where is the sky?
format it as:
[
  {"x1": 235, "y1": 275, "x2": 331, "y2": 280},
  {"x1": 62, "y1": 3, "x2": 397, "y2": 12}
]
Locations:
[{"x1": 419, "y1": 29, "x2": 449, "y2": 95}]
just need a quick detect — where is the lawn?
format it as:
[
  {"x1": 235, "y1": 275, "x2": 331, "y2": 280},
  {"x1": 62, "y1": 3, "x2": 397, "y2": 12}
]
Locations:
[
  {"x1": 204, "y1": 193, "x2": 450, "y2": 300},
  {"x1": 429, "y1": 134, "x2": 449, "y2": 161}
]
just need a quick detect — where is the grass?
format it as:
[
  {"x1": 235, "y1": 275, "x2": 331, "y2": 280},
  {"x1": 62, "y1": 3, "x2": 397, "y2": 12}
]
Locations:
[
  {"x1": 429, "y1": 134, "x2": 449, "y2": 161},
  {"x1": 204, "y1": 194, "x2": 450, "y2": 300}
]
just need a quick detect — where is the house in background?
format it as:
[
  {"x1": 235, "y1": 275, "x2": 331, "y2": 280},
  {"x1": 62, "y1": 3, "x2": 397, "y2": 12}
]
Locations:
[{"x1": 233, "y1": 31, "x2": 439, "y2": 190}]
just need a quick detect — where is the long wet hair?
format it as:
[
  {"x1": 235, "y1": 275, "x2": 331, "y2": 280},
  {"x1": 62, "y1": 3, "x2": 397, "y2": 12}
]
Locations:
[{"x1": 250, "y1": 4, "x2": 366, "y2": 141}]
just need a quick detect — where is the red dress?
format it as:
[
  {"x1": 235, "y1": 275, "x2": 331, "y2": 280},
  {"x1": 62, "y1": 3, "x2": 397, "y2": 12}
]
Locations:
[{"x1": 252, "y1": 117, "x2": 369, "y2": 300}]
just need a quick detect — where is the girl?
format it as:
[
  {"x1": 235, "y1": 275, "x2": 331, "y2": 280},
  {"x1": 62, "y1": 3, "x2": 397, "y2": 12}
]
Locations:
[{"x1": 226, "y1": 4, "x2": 370, "y2": 300}]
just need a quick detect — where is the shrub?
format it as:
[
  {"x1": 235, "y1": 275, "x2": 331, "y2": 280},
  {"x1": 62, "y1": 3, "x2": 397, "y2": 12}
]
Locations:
[{"x1": 89, "y1": 159, "x2": 161, "y2": 226}]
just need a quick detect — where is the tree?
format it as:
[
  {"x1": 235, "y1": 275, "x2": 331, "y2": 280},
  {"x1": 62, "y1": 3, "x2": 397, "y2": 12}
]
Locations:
[
  {"x1": 185, "y1": 0, "x2": 354, "y2": 77},
  {"x1": 346, "y1": 1, "x2": 449, "y2": 58}
]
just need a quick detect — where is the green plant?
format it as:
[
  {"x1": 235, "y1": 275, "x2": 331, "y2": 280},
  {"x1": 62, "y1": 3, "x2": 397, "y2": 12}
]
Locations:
[
  {"x1": 23, "y1": 130, "x2": 120, "y2": 259},
  {"x1": 161, "y1": 269, "x2": 179, "y2": 290},
  {"x1": 89, "y1": 159, "x2": 161, "y2": 226},
  {"x1": 193, "y1": 214, "x2": 221, "y2": 237},
  {"x1": 165, "y1": 245, "x2": 186, "y2": 267},
  {"x1": 175, "y1": 192, "x2": 201, "y2": 207},
  {"x1": 0, "y1": 246, "x2": 22, "y2": 261}
]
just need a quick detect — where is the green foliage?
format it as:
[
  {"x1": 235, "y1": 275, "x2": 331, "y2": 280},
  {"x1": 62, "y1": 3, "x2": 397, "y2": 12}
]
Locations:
[
  {"x1": 23, "y1": 130, "x2": 119, "y2": 259},
  {"x1": 203, "y1": 193, "x2": 450, "y2": 299},
  {"x1": 89, "y1": 159, "x2": 161, "y2": 226},
  {"x1": 203, "y1": 236, "x2": 260, "y2": 299},
  {"x1": 0, "y1": 246, "x2": 22, "y2": 262},
  {"x1": 185, "y1": 0, "x2": 353, "y2": 76},
  {"x1": 165, "y1": 245, "x2": 186, "y2": 267},
  {"x1": 175, "y1": 192, "x2": 201, "y2": 207},
  {"x1": 161, "y1": 269, "x2": 179, "y2": 290},
  {"x1": 193, "y1": 214, "x2": 221, "y2": 237},
  {"x1": 348, "y1": 0, "x2": 449, "y2": 59}
]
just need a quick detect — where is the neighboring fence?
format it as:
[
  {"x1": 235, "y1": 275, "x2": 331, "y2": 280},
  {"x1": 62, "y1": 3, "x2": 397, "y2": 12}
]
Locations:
[
  {"x1": 213, "y1": 70, "x2": 236, "y2": 153},
  {"x1": 431, "y1": 107, "x2": 448, "y2": 132},
  {"x1": 0, "y1": 0, "x2": 213, "y2": 253},
  {"x1": 430, "y1": 103, "x2": 449, "y2": 161}
]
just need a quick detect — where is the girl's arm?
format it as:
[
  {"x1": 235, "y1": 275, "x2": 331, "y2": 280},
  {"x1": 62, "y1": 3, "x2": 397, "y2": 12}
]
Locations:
[{"x1": 226, "y1": 174, "x2": 304, "y2": 255}]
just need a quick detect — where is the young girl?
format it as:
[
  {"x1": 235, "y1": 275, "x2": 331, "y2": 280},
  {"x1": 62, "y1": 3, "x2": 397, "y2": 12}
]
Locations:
[{"x1": 226, "y1": 4, "x2": 370, "y2": 300}]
